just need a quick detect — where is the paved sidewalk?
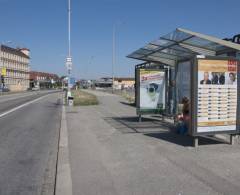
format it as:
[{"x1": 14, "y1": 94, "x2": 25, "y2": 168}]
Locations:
[{"x1": 66, "y1": 90, "x2": 240, "y2": 195}]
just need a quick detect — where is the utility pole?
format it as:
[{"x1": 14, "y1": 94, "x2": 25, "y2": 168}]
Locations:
[
  {"x1": 66, "y1": 0, "x2": 73, "y2": 99},
  {"x1": 112, "y1": 25, "x2": 116, "y2": 94},
  {"x1": 68, "y1": 0, "x2": 71, "y2": 58},
  {"x1": 111, "y1": 21, "x2": 124, "y2": 93}
]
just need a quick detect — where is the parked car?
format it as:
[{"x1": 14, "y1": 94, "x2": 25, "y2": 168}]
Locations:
[{"x1": 32, "y1": 87, "x2": 40, "y2": 91}]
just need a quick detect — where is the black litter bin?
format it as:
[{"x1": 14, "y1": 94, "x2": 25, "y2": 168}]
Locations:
[{"x1": 68, "y1": 96, "x2": 74, "y2": 106}]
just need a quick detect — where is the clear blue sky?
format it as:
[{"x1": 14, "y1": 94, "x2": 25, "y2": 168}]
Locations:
[{"x1": 0, "y1": 0, "x2": 239, "y2": 79}]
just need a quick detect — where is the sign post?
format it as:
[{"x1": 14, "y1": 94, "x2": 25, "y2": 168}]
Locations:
[
  {"x1": 65, "y1": 0, "x2": 74, "y2": 106},
  {"x1": 66, "y1": 56, "x2": 73, "y2": 104},
  {"x1": 1, "y1": 67, "x2": 6, "y2": 88}
]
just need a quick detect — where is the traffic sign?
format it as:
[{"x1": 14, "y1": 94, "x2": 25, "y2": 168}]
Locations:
[
  {"x1": 1, "y1": 67, "x2": 6, "y2": 76},
  {"x1": 66, "y1": 57, "x2": 72, "y2": 70},
  {"x1": 66, "y1": 57, "x2": 72, "y2": 62}
]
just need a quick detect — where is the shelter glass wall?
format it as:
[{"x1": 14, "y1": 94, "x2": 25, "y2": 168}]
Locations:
[{"x1": 176, "y1": 61, "x2": 191, "y2": 103}]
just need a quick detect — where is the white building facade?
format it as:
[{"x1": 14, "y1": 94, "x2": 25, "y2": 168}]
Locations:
[{"x1": 0, "y1": 45, "x2": 30, "y2": 91}]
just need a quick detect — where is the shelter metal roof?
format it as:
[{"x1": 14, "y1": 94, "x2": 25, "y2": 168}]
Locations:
[{"x1": 127, "y1": 28, "x2": 240, "y2": 66}]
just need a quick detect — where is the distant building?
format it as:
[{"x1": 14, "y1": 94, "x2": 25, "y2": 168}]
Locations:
[
  {"x1": 95, "y1": 77, "x2": 113, "y2": 88},
  {"x1": 77, "y1": 79, "x2": 93, "y2": 89},
  {"x1": 94, "y1": 77, "x2": 135, "y2": 89},
  {"x1": 113, "y1": 77, "x2": 135, "y2": 89},
  {"x1": 0, "y1": 45, "x2": 30, "y2": 91},
  {"x1": 30, "y1": 71, "x2": 59, "y2": 89}
]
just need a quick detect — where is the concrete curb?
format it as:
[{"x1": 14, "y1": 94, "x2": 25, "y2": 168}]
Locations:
[{"x1": 55, "y1": 104, "x2": 73, "y2": 195}]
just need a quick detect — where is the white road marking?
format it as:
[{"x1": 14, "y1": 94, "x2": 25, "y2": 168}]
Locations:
[
  {"x1": 0, "y1": 92, "x2": 41, "y2": 103},
  {"x1": 0, "y1": 94, "x2": 49, "y2": 118}
]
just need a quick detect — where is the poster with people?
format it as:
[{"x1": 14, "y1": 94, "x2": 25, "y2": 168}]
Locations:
[
  {"x1": 138, "y1": 69, "x2": 165, "y2": 114},
  {"x1": 197, "y1": 59, "x2": 238, "y2": 133}
]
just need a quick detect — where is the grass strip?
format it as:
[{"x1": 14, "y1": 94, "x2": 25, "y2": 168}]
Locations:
[{"x1": 71, "y1": 90, "x2": 98, "y2": 106}]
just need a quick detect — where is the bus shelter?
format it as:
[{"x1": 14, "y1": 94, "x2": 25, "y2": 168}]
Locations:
[{"x1": 127, "y1": 28, "x2": 240, "y2": 146}]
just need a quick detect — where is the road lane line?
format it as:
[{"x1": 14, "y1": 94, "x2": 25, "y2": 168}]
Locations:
[
  {"x1": 0, "y1": 91, "x2": 47, "y2": 102},
  {"x1": 0, "y1": 93, "x2": 37, "y2": 103},
  {"x1": 0, "y1": 94, "x2": 50, "y2": 119}
]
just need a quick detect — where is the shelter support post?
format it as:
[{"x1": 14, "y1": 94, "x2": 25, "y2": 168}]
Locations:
[
  {"x1": 230, "y1": 135, "x2": 235, "y2": 145},
  {"x1": 193, "y1": 137, "x2": 198, "y2": 147},
  {"x1": 173, "y1": 61, "x2": 178, "y2": 117},
  {"x1": 138, "y1": 114, "x2": 142, "y2": 122}
]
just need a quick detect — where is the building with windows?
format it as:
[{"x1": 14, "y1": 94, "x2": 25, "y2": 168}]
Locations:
[
  {"x1": 113, "y1": 77, "x2": 135, "y2": 89},
  {"x1": 30, "y1": 71, "x2": 59, "y2": 89},
  {"x1": 94, "y1": 77, "x2": 135, "y2": 89},
  {"x1": 94, "y1": 77, "x2": 113, "y2": 88},
  {"x1": 0, "y1": 45, "x2": 30, "y2": 91}
]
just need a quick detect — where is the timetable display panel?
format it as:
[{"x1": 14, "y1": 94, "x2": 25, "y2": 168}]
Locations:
[{"x1": 196, "y1": 59, "x2": 238, "y2": 133}]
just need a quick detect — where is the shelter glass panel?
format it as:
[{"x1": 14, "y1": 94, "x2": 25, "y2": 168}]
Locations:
[
  {"x1": 176, "y1": 61, "x2": 191, "y2": 103},
  {"x1": 162, "y1": 30, "x2": 192, "y2": 42}
]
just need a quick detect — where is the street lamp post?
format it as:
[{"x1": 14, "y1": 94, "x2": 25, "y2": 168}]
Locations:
[
  {"x1": 112, "y1": 25, "x2": 116, "y2": 93},
  {"x1": 112, "y1": 21, "x2": 124, "y2": 93},
  {"x1": 66, "y1": 0, "x2": 73, "y2": 100}
]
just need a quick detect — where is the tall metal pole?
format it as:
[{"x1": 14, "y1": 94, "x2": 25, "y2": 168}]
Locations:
[
  {"x1": 112, "y1": 25, "x2": 115, "y2": 94},
  {"x1": 112, "y1": 21, "x2": 125, "y2": 93},
  {"x1": 66, "y1": 0, "x2": 72, "y2": 97},
  {"x1": 68, "y1": 0, "x2": 71, "y2": 57}
]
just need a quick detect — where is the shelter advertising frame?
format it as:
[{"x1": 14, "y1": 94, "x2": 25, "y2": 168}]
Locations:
[
  {"x1": 190, "y1": 56, "x2": 240, "y2": 136},
  {"x1": 136, "y1": 68, "x2": 167, "y2": 116}
]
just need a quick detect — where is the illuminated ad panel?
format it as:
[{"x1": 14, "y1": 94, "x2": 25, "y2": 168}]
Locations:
[
  {"x1": 137, "y1": 69, "x2": 165, "y2": 115},
  {"x1": 197, "y1": 59, "x2": 239, "y2": 133}
]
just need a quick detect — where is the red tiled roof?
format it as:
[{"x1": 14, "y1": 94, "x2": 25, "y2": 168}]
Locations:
[{"x1": 30, "y1": 71, "x2": 59, "y2": 80}]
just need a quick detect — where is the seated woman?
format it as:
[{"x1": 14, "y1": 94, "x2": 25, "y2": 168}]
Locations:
[{"x1": 177, "y1": 97, "x2": 190, "y2": 135}]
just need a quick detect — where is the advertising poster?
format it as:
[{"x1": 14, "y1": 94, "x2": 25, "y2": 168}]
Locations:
[
  {"x1": 138, "y1": 69, "x2": 165, "y2": 114},
  {"x1": 197, "y1": 59, "x2": 238, "y2": 133}
]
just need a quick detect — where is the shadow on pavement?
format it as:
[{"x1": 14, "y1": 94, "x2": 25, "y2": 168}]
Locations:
[
  {"x1": 119, "y1": 101, "x2": 136, "y2": 108},
  {"x1": 104, "y1": 116, "x2": 173, "y2": 134},
  {"x1": 144, "y1": 132, "x2": 228, "y2": 147},
  {"x1": 105, "y1": 116, "x2": 229, "y2": 147}
]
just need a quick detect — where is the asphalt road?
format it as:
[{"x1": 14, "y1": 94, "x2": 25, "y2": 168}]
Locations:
[
  {"x1": 0, "y1": 91, "x2": 60, "y2": 114},
  {"x1": 0, "y1": 91, "x2": 62, "y2": 195}
]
